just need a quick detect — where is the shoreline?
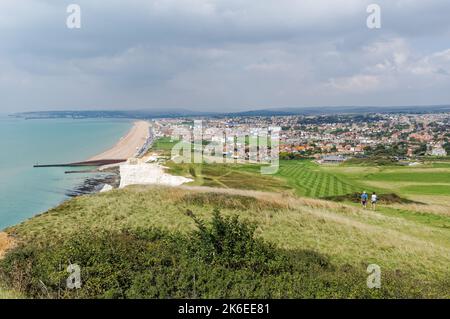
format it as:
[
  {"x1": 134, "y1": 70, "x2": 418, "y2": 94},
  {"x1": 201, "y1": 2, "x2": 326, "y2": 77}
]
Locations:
[
  {"x1": 65, "y1": 120, "x2": 151, "y2": 196},
  {"x1": 88, "y1": 120, "x2": 150, "y2": 161},
  {"x1": 1, "y1": 120, "x2": 150, "y2": 231},
  {"x1": 1, "y1": 119, "x2": 185, "y2": 232}
]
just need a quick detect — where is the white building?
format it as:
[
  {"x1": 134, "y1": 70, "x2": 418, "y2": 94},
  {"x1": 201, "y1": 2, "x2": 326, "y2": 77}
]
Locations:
[{"x1": 430, "y1": 147, "x2": 447, "y2": 156}]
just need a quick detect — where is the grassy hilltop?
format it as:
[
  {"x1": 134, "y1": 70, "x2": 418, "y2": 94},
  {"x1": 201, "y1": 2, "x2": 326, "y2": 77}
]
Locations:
[
  {"x1": 0, "y1": 139, "x2": 449, "y2": 298},
  {"x1": 0, "y1": 184, "x2": 449, "y2": 298}
]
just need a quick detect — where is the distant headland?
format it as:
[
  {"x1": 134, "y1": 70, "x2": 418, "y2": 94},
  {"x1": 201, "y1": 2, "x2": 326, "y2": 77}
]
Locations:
[{"x1": 10, "y1": 104, "x2": 450, "y2": 120}]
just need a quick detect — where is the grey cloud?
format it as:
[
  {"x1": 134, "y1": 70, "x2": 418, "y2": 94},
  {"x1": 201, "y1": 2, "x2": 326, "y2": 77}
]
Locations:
[{"x1": 1, "y1": 0, "x2": 450, "y2": 112}]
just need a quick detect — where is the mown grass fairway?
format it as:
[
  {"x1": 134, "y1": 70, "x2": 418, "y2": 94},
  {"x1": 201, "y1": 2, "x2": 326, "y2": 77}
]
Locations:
[
  {"x1": 275, "y1": 160, "x2": 362, "y2": 197},
  {"x1": 324, "y1": 163, "x2": 450, "y2": 200}
]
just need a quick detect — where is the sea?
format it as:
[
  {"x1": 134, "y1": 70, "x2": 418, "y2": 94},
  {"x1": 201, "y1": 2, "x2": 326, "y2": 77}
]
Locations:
[{"x1": 0, "y1": 115, "x2": 132, "y2": 230}]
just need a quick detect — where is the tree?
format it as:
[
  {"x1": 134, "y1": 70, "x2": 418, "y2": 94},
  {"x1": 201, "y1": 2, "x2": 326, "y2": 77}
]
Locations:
[
  {"x1": 443, "y1": 142, "x2": 450, "y2": 154},
  {"x1": 413, "y1": 143, "x2": 427, "y2": 156}
]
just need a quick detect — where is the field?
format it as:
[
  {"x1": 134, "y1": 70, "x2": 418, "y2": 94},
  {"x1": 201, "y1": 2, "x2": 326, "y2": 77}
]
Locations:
[
  {"x1": 149, "y1": 136, "x2": 178, "y2": 156},
  {"x1": 165, "y1": 162, "x2": 291, "y2": 193},
  {"x1": 164, "y1": 160, "x2": 363, "y2": 198},
  {"x1": 164, "y1": 160, "x2": 449, "y2": 202},
  {"x1": 150, "y1": 137, "x2": 450, "y2": 201},
  {"x1": 275, "y1": 160, "x2": 363, "y2": 197},
  {"x1": 151, "y1": 138, "x2": 450, "y2": 230},
  {"x1": 324, "y1": 163, "x2": 450, "y2": 202}
]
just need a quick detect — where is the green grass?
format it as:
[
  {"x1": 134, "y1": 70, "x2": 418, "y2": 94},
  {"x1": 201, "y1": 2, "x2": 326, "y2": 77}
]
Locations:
[
  {"x1": 376, "y1": 206, "x2": 450, "y2": 230},
  {"x1": 151, "y1": 135, "x2": 448, "y2": 200},
  {"x1": 323, "y1": 163, "x2": 450, "y2": 199},
  {"x1": 150, "y1": 137, "x2": 360, "y2": 198},
  {"x1": 150, "y1": 135, "x2": 450, "y2": 200},
  {"x1": 165, "y1": 160, "x2": 368, "y2": 198},
  {"x1": 0, "y1": 287, "x2": 22, "y2": 299},
  {"x1": 165, "y1": 158, "x2": 450, "y2": 201},
  {"x1": 399, "y1": 185, "x2": 450, "y2": 195},
  {"x1": 428, "y1": 162, "x2": 450, "y2": 168},
  {"x1": 2, "y1": 210, "x2": 425, "y2": 299},
  {"x1": 365, "y1": 171, "x2": 450, "y2": 183},
  {"x1": 274, "y1": 160, "x2": 363, "y2": 197},
  {"x1": 149, "y1": 137, "x2": 179, "y2": 156},
  {"x1": 2, "y1": 186, "x2": 449, "y2": 298},
  {"x1": 166, "y1": 162, "x2": 291, "y2": 193},
  {"x1": 2, "y1": 143, "x2": 450, "y2": 298}
]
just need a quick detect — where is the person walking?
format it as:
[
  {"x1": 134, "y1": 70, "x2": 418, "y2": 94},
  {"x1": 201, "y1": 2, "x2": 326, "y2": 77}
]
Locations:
[
  {"x1": 361, "y1": 191, "x2": 368, "y2": 208},
  {"x1": 371, "y1": 192, "x2": 378, "y2": 210}
]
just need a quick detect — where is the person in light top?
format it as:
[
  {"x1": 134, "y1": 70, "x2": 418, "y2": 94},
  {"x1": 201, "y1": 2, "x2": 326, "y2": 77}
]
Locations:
[{"x1": 371, "y1": 192, "x2": 378, "y2": 210}]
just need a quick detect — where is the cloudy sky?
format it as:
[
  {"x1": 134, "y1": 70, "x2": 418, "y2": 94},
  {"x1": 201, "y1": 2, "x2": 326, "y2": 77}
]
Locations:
[{"x1": 1, "y1": 0, "x2": 450, "y2": 113}]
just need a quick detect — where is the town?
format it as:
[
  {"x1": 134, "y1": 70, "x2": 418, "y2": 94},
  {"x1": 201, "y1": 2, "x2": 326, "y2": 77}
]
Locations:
[{"x1": 150, "y1": 112, "x2": 450, "y2": 165}]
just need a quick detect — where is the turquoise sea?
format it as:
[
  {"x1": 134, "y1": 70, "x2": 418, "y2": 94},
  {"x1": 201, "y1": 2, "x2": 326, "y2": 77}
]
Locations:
[{"x1": 0, "y1": 116, "x2": 131, "y2": 230}]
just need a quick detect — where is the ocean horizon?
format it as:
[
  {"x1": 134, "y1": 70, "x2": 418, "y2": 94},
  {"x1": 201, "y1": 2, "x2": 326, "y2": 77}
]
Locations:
[{"x1": 0, "y1": 116, "x2": 132, "y2": 230}]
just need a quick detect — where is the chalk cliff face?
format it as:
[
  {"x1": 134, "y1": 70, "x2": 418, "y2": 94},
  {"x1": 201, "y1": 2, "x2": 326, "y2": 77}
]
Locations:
[{"x1": 119, "y1": 163, "x2": 192, "y2": 189}]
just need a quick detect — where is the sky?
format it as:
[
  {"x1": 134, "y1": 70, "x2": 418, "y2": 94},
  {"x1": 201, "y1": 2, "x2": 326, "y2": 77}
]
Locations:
[{"x1": 1, "y1": 0, "x2": 450, "y2": 113}]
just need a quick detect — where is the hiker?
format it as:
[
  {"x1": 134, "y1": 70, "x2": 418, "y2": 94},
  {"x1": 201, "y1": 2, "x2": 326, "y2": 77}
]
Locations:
[
  {"x1": 371, "y1": 192, "x2": 378, "y2": 210},
  {"x1": 361, "y1": 191, "x2": 368, "y2": 208}
]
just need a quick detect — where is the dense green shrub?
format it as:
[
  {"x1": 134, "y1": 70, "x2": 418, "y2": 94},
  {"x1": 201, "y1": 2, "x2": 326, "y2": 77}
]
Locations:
[{"x1": 189, "y1": 209, "x2": 287, "y2": 272}]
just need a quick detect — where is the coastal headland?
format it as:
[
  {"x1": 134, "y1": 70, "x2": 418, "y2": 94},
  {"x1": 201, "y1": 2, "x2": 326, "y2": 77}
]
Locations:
[{"x1": 1, "y1": 116, "x2": 450, "y2": 299}]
